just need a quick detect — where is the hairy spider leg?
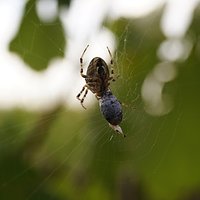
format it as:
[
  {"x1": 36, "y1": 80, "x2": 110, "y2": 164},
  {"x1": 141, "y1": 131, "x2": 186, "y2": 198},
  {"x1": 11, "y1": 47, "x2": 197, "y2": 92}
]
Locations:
[
  {"x1": 80, "y1": 88, "x2": 88, "y2": 109},
  {"x1": 80, "y1": 45, "x2": 89, "y2": 78},
  {"x1": 76, "y1": 85, "x2": 86, "y2": 100},
  {"x1": 106, "y1": 47, "x2": 115, "y2": 82},
  {"x1": 76, "y1": 85, "x2": 88, "y2": 109}
]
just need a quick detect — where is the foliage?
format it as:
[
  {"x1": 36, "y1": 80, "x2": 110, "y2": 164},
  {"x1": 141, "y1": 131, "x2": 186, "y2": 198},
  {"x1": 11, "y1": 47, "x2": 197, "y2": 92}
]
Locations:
[
  {"x1": 10, "y1": 0, "x2": 66, "y2": 71},
  {"x1": 1, "y1": 1, "x2": 200, "y2": 200}
]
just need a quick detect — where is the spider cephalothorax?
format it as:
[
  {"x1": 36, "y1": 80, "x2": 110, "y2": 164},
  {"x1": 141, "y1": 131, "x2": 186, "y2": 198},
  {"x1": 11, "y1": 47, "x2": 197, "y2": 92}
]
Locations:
[{"x1": 85, "y1": 57, "x2": 111, "y2": 98}]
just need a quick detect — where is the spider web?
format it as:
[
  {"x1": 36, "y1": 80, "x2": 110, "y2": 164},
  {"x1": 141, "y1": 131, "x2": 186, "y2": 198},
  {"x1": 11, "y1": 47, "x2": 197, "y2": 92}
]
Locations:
[{"x1": 0, "y1": 1, "x2": 200, "y2": 200}]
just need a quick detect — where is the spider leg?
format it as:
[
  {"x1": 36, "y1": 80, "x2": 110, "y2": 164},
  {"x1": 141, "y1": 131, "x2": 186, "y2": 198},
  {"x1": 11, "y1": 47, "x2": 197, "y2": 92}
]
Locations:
[
  {"x1": 80, "y1": 88, "x2": 88, "y2": 109},
  {"x1": 95, "y1": 94, "x2": 101, "y2": 100},
  {"x1": 76, "y1": 85, "x2": 88, "y2": 109},
  {"x1": 80, "y1": 45, "x2": 89, "y2": 78},
  {"x1": 106, "y1": 46, "x2": 116, "y2": 82}
]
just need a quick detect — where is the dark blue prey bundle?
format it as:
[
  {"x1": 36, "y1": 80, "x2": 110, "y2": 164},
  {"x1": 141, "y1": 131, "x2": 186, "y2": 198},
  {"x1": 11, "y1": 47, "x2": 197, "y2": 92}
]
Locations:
[
  {"x1": 99, "y1": 90, "x2": 124, "y2": 137},
  {"x1": 99, "y1": 90, "x2": 122, "y2": 125}
]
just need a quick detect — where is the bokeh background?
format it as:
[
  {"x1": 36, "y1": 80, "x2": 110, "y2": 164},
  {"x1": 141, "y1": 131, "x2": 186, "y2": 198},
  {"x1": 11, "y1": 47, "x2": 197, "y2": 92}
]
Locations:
[{"x1": 1, "y1": 0, "x2": 200, "y2": 200}]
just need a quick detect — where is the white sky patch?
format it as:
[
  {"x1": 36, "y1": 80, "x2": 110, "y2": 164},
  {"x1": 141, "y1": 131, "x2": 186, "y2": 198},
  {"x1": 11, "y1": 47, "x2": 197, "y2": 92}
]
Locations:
[
  {"x1": 0, "y1": 0, "x2": 25, "y2": 50},
  {"x1": 161, "y1": 0, "x2": 200, "y2": 37},
  {"x1": 158, "y1": 38, "x2": 193, "y2": 62},
  {"x1": 36, "y1": 0, "x2": 58, "y2": 22},
  {"x1": 153, "y1": 62, "x2": 177, "y2": 83},
  {"x1": 64, "y1": 0, "x2": 110, "y2": 41},
  {"x1": 141, "y1": 62, "x2": 176, "y2": 116},
  {"x1": 110, "y1": 0, "x2": 166, "y2": 19}
]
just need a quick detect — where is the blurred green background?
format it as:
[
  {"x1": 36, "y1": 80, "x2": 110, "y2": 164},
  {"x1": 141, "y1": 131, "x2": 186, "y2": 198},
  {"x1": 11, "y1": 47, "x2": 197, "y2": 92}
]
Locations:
[{"x1": 1, "y1": 0, "x2": 200, "y2": 200}]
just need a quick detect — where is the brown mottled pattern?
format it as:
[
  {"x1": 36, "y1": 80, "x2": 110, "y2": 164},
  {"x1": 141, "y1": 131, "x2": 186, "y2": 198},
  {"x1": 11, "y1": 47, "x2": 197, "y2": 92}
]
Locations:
[
  {"x1": 85, "y1": 57, "x2": 111, "y2": 98},
  {"x1": 77, "y1": 46, "x2": 114, "y2": 109}
]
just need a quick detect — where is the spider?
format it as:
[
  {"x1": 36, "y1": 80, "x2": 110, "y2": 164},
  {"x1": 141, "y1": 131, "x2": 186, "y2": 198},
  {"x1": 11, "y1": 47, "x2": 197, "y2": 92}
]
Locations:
[
  {"x1": 76, "y1": 45, "x2": 124, "y2": 137},
  {"x1": 76, "y1": 45, "x2": 115, "y2": 109}
]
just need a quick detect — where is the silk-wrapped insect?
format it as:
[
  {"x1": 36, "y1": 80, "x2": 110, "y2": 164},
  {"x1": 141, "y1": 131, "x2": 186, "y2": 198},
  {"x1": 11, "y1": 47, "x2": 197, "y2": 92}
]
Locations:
[{"x1": 99, "y1": 90, "x2": 125, "y2": 137}]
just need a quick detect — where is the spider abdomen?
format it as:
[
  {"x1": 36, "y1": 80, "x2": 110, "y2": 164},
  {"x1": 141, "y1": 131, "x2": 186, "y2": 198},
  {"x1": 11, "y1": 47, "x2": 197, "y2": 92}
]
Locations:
[{"x1": 99, "y1": 91, "x2": 122, "y2": 125}]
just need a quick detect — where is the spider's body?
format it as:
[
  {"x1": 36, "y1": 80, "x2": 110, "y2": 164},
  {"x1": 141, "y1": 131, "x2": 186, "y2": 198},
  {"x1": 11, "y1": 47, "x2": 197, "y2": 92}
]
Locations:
[
  {"x1": 77, "y1": 45, "x2": 124, "y2": 136},
  {"x1": 85, "y1": 57, "x2": 110, "y2": 98}
]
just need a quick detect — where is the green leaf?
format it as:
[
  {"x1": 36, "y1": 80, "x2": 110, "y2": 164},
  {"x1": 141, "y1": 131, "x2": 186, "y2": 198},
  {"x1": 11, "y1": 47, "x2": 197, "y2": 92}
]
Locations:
[{"x1": 9, "y1": 0, "x2": 66, "y2": 71}]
